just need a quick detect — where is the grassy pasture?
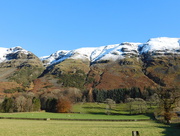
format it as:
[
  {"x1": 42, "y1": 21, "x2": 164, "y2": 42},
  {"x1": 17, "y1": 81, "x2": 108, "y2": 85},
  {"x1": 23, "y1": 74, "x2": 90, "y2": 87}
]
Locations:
[
  {"x1": 0, "y1": 119, "x2": 179, "y2": 136},
  {"x1": 0, "y1": 112, "x2": 150, "y2": 120},
  {"x1": 72, "y1": 102, "x2": 128, "y2": 114},
  {"x1": 0, "y1": 102, "x2": 152, "y2": 120},
  {"x1": 0, "y1": 103, "x2": 179, "y2": 136},
  {"x1": 72, "y1": 102, "x2": 155, "y2": 115}
]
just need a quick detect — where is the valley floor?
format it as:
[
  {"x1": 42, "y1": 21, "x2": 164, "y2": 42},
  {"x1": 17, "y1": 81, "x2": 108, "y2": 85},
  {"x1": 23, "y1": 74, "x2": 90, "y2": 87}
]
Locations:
[{"x1": 0, "y1": 119, "x2": 179, "y2": 136}]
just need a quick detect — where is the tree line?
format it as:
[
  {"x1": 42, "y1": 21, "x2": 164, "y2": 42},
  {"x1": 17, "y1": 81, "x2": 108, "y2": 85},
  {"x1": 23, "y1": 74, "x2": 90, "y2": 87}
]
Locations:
[
  {"x1": 91, "y1": 87, "x2": 154, "y2": 103},
  {"x1": 0, "y1": 86, "x2": 179, "y2": 125},
  {"x1": 0, "y1": 88, "x2": 82, "y2": 113},
  {"x1": 0, "y1": 87, "x2": 156, "y2": 113}
]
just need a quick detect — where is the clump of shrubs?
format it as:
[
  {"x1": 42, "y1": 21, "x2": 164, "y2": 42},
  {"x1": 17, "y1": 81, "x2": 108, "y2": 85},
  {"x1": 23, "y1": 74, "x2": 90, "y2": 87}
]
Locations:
[{"x1": 4, "y1": 87, "x2": 25, "y2": 93}]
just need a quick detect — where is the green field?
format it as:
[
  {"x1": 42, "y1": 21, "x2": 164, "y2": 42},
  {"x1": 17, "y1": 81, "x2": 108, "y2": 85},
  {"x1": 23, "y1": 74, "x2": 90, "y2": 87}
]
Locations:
[
  {"x1": 72, "y1": 102, "x2": 156, "y2": 114},
  {"x1": 73, "y1": 102, "x2": 132, "y2": 114},
  {"x1": 0, "y1": 119, "x2": 179, "y2": 136},
  {"x1": 0, "y1": 112, "x2": 150, "y2": 120},
  {"x1": 0, "y1": 102, "x2": 179, "y2": 136},
  {"x1": 0, "y1": 102, "x2": 153, "y2": 120}
]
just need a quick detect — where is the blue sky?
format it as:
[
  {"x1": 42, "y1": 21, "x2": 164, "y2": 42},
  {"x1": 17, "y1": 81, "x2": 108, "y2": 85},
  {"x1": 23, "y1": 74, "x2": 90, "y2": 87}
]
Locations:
[{"x1": 0, "y1": 0, "x2": 180, "y2": 57}]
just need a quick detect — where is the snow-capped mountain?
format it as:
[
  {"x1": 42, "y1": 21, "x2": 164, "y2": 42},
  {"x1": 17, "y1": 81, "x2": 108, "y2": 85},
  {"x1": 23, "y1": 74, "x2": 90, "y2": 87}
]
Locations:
[
  {"x1": 139, "y1": 37, "x2": 180, "y2": 54},
  {"x1": 0, "y1": 46, "x2": 44, "y2": 90},
  {"x1": 0, "y1": 37, "x2": 180, "y2": 91},
  {"x1": 41, "y1": 37, "x2": 180, "y2": 66},
  {"x1": 0, "y1": 46, "x2": 30, "y2": 63},
  {"x1": 40, "y1": 43, "x2": 142, "y2": 66}
]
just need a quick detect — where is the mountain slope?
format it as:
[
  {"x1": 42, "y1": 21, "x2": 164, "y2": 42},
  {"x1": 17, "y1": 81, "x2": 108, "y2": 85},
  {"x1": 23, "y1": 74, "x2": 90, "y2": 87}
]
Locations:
[
  {"x1": 38, "y1": 37, "x2": 180, "y2": 90},
  {"x1": 0, "y1": 37, "x2": 180, "y2": 92},
  {"x1": 0, "y1": 47, "x2": 45, "y2": 91}
]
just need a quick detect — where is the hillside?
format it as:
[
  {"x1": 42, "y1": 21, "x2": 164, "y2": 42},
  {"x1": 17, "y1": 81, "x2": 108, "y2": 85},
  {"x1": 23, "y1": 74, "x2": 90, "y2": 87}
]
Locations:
[
  {"x1": 0, "y1": 47, "x2": 44, "y2": 93},
  {"x1": 38, "y1": 37, "x2": 180, "y2": 91},
  {"x1": 0, "y1": 37, "x2": 180, "y2": 94}
]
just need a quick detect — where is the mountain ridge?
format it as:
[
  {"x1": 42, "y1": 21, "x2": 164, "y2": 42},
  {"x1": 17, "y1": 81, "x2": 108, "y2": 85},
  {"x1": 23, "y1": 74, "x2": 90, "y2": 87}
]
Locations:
[
  {"x1": 1, "y1": 37, "x2": 179, "y2": 65},
  {"x1": 40, "y1": 37, "x2": 180, "y2": 67},
  {"x1": 0, "y1": 37, "x2": 180, "y2": 93}
]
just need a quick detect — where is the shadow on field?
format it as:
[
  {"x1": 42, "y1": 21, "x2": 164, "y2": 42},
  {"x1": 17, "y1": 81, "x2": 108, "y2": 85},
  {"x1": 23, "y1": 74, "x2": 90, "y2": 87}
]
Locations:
[
  {"x1": 87, "y1": 112, "x2": 107, "y2": 115},
  {"x1": 83, "y1": 107, "x2": 106, "y2": 110},
  {"x1": 85, "y1": 111, "x2": 126, "y2": 115},
  {"x1": 84, "y1": 111, "x2": 155, "y2": 118},
  {"x1": 145, "y1": 113, "x2": 155, "y2": 120},
  {"x1": 158, "y1": 123, "x2": 180, "y2": 136},
  {"x1": 145, "y1": 114, "x2": 180, "y2": 135}
]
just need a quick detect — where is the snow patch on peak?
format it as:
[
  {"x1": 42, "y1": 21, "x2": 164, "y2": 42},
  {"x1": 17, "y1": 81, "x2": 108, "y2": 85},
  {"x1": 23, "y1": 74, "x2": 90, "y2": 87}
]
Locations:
[
  {"x1": 41, "y1": 42, "x2": 142, "y2": 66},
  {"x1": 40, "y1": 37, "x2": 180, "y2": 66},
  {"x1": 41, "y1": 47, "x2": 99, "y2": 66},
  {"x1": 91, "y1": 43, "x2": 141, "y2": 62},
  {"x1": 90, "y1": 46, "x2": 105, "y2": 61},
  {"x1": 178, "y1": 39, "x2": 180, "y2": 45},
  {"x1": 40, "y1": 50, "x2": 71, "y2": 65},
  {"x1": 0, "y1": 46, "x2": 29, "y2": 63},
  {"x1": 91, "y1": 44, "x2": 120, "y2": 62},
  {"x1": 0, "y1": 47, "x2": 9, "y2": 63},
  {"x1": 70, "y1": 47, "x2": 97, "y2": 60},
  {"x1": 140, "y1": 37, "x2": 180, "y2": 53}
]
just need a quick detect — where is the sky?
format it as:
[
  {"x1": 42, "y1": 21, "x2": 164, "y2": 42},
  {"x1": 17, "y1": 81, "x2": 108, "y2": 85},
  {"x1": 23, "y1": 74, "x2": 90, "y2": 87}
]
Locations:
[{"x1": 0, "y1": 0, "x2": 180, "y2": 57}]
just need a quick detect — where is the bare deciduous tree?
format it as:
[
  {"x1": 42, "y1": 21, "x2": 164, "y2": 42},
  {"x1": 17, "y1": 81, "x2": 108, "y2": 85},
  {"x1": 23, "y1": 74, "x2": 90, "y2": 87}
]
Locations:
[
  {"x1": 156, "y1": 87, "x2": 180, "y2": 124},
  {"x1": 104, "y1": 98, "x2": 116, "y2": 115}
]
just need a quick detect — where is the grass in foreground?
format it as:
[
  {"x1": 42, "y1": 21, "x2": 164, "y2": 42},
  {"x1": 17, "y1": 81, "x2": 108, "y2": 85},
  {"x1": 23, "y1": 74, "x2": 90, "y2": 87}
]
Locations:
[{"x1": 0, "y1": 120, "x2": 179, "y2": 136}]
